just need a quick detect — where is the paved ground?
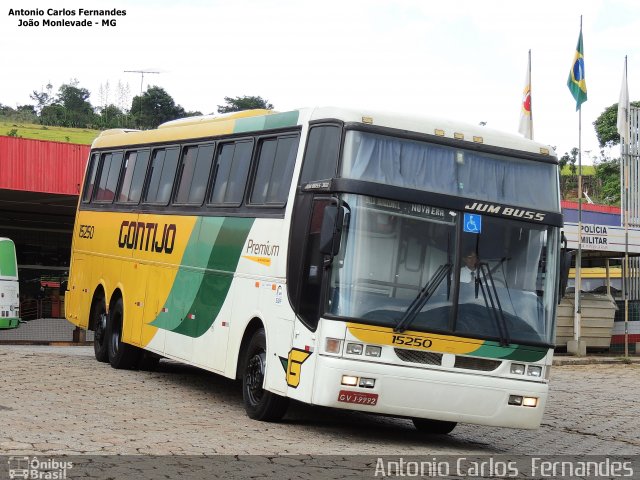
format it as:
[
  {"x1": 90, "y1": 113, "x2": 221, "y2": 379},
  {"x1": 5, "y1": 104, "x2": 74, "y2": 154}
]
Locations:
[
  {"x1": 0, "y1": 318, "x2": 94, "y2": 343},
  {"x1": 1, "y1": 346, "x2": 638, "y2": 457}
]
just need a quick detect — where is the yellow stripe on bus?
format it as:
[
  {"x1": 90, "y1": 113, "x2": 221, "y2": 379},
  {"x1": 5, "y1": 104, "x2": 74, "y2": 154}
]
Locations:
[{"x1": 347, "y1": 323, "x2": 484, "y2": 355}]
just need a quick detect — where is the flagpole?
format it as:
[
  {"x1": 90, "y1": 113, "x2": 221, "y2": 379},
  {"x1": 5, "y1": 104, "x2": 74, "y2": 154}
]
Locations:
[
  {"x1": 573, "y1": 15, "x2": 583, "y2": 355},
  {"x1": 574, "y1": 106, "x2": 583, "y2": 353},
  {"x1": 623, "y1": 55, "x2": 630, "y2": 358},
  {"x1": 529, "y1": 49, "x2": 533, "y2": 140}
]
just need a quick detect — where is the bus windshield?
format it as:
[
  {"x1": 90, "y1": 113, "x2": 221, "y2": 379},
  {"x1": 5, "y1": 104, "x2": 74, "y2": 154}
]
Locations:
[
  {"x1": 327, "y1": 194, "x2": 559, "y2": 346},
  {"x1": 341, "y1": 131, "x2": 560, "y2": 213}
]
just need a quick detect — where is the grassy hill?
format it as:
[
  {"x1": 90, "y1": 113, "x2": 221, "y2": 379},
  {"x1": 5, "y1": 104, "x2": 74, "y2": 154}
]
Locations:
[
  {"x1": 1, "y1": 120, "x2": 100, "y2": 145},
  {"x1": 560, "y1": 164, "x2": 595, "y2": 176}
]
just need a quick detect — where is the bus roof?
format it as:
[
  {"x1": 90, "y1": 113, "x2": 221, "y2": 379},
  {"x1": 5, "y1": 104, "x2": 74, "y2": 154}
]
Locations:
[{"x1": 91, "y1": 107, "x2": 556, "y2": 158}]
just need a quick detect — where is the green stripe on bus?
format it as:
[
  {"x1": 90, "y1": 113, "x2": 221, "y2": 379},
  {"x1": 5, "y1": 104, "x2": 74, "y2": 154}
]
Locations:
[
  {"x1": 172, "y1": 216, "x2": 254, "y2": 337},
  {"x1": 471, "y1": 341, "x2": 547, "y2": 362},
  {"x1": 233, "y1": 111, "x2": 299, "y2": 133},
  {"x1": 151, "y1": 217, "x2": 254, "y2": 337},
  {"x1": 0, "y1": 241, "x2": 17, "y2": 278}
]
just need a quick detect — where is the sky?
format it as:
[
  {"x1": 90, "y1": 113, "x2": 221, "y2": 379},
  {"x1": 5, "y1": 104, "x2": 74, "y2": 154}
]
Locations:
[{"x1": 2, "y1": 0, "x2": 639, "y2": 162}]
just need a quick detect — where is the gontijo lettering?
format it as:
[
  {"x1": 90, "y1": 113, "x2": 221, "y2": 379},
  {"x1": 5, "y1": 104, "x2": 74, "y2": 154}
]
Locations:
[{"x1": 118, "y1": 221, "x2": 176, "y2": 254}]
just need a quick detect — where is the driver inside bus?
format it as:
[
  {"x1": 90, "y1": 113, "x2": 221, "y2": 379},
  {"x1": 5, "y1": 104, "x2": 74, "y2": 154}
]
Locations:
[{"x1": 460, "y1": 250, "x2": 479, "y2": 283}]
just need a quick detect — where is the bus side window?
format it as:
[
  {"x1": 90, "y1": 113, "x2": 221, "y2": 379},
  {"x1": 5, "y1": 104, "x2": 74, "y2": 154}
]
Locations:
[
  {"x1": 94, "y1": 151, "x2": 124, "y2": 203},
  {"x1": 299, "y1": 125, "x2": 341, "y2": 184},
  {"x1": 118, "y1": 150, "x2": 150, "y2": 204},
  {"x1": 144, "y1": 147, "x2": 180, "y2": 205},
  {"x1": 250, "y1": 135, "x2": 300, "y2": 206},
  {"x1": 82, "y1": 153, "x2": 100, "y2": 203},
  {"x1": 175, "y1": 146, "x2": 199, "y2": 204},
  {"x1": 175, "y1": 144, "x2": 215, "y2": 205},
  {"x1": 210, "y1": 140, "x2": 253, "y2": 206}
]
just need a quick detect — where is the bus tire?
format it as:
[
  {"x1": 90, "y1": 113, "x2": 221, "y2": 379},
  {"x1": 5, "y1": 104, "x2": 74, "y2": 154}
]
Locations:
[
  {"x1": 91, "y1": 296, "x2": 108, "y2": 363},
  {"x1": 106, "y1": 297, "x2": 141, "y2": 370},
  {"x1": 412, "y1": 418, "x2": 457, "y2": 435},
  {"x1": 242, "y1": 328, "x2": 289, "y2": 421}
]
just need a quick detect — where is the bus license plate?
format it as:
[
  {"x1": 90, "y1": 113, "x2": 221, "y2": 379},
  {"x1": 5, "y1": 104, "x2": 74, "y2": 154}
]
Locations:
[{"x1": 337, "y1": 390, "x2": 378, "y2": 406}]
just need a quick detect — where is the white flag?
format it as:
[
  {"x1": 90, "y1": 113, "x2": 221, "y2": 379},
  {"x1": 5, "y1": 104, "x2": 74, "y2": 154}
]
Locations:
[
  {"x1": 518, "y1": 51, "x2": 533, "y2": 139},
  {"x1": 617, "y1": 58, "x2": 629, "y2": 144}
]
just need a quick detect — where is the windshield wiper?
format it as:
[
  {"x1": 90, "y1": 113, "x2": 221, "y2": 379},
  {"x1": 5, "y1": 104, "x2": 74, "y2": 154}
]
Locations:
[
  {"x1": 476, "y1": 263, "x2": 511, "y2": 346},
  {"x1": 394, "y1": 263, "x2": 451, "y2": 333}
]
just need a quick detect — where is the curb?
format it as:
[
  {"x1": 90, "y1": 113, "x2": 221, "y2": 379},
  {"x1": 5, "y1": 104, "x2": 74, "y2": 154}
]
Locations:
[{"x1": 552, "y1": 356, "x2": 640, "y2": 366}]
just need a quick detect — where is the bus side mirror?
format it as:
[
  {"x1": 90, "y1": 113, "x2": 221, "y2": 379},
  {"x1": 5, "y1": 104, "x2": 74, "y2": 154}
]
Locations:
[
  {"x1": 558, "y1": 250, "x2": 573, "y2": 301},
  {"x1": 319, "y1": 205, "x2": 345, "y2": 257}
]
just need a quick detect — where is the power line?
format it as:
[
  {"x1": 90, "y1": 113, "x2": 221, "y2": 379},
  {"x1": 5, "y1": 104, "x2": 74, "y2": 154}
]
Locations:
[{"x1": 124, "y1": 70, "x2": 160, "y2": 97}]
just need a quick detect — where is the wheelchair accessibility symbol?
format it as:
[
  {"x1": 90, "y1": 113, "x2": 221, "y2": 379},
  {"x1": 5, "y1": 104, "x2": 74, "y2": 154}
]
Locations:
[{"x1": 463, "y1": 213, "x2": 482, "y2": 234}]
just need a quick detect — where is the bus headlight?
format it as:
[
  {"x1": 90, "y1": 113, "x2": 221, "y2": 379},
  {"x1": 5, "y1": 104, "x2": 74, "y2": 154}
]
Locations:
[
  {"x1": 346, "y1": 343, "x2": 363, "y2": 355},
  {"x1": 341, "y1": 375, "x2": 358, "y2": 386},
  {"x1": 325, "y1": 338, "x2": 342, "y2": 354},
  {"x1": 510, "y1": 363, "x2": 525, "y2": 375},
  {"x1": 527, "y1": 366, "x2": 543, "y2": 377},
  {"x1": 365, "y1": 345, "x2": 382, "y2": 357}
]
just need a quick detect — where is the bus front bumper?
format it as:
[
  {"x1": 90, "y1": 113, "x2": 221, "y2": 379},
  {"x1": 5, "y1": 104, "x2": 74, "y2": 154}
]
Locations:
[{"x1": 311, "y1": 355, "x2": 548, "y2": 429}]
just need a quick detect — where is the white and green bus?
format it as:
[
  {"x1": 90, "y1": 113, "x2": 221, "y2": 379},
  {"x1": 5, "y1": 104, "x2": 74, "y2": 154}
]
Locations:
[
  {"x1": 66, "y1": 107, "x2": 562, "y2": 433},
  {"x1": 0, "y1": 237, "x2": 20, "y2": 329}
]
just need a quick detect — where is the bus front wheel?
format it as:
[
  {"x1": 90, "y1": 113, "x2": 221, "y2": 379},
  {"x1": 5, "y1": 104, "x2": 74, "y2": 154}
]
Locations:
[
  {"x1": 412, "y1": 418, "x2": 457, "y2": 435},
  {"x1": 242, "y1": 328, "x2": 289, "y2": 421},
  {"x1": 106, "y1": 297, "x2": 140, "y2": 369},
  {"x1": 91, "y1": 296, "x2": 108, "y2": 363}
]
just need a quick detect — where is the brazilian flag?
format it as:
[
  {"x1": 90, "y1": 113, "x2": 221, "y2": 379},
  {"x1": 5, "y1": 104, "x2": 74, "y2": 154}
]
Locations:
[{"x1": 567, "y1": 28, "x2": 587, "y2": 110}]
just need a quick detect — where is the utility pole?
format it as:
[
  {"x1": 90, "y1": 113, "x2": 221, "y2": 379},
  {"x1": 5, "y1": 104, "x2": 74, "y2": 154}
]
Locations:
[
  {"x1": 124, "y1": 70, "x2": 160, "y2": 127},
  {"x1": 124, "y1": 69, "x2": 160, "y2": 97}
]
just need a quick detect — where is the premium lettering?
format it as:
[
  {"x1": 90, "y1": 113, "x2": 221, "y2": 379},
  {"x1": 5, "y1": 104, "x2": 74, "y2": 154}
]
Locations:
[{"x1": 246, "y1": 239, "x2": 280, "y2": 257}]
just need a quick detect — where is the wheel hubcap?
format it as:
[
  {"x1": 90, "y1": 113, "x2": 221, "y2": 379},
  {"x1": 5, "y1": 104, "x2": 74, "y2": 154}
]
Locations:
[{"x1": 245, "y1": 351, "x2": 266, "y2": 405}]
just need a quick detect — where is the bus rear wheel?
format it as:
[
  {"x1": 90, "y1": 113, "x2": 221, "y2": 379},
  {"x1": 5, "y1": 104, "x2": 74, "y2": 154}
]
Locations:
[
  {"x1": 106, "y1": 297, "x2": 141, "y2": 369},
  {"x1": 412, "y1": 418, "x2": 457, "y2": 435},
  {"x1": 242, "y1": 328, "x2": 288, "y2": 421},
  {"x1": 91, "y1": 296, "x2": 108, "y2": 363}
]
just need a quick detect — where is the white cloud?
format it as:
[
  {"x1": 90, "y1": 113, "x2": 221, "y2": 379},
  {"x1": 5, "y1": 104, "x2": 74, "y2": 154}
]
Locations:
[{"x1": 2, "y1": 0, "x2": 638, "y2": 160}]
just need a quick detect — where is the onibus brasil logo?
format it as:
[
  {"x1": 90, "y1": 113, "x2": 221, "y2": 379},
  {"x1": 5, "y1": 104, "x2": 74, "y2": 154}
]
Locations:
[{"x1": 7, "y1": 457, "x2": 73, "y2": 479}]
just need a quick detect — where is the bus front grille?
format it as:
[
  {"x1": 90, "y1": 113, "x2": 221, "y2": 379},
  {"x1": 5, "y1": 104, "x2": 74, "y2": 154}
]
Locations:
[
  {"x1": 454, "y1": 356, "x2": 502, "y2": 371},
  {"x1": 394, "y1": 348, "x2": 442, "y2": 366}
]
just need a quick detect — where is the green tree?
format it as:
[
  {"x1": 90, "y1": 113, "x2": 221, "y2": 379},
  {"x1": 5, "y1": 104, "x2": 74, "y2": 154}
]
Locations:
[
  {"x1": 217, "y1": 95, "x2": 273, "y2": 113},
  {"x1": 594, "y1": 156, "x2": 620, "y2": 205},
  {"x1": 130, "y1": 86, "x2": 187, "y2": 129},
  {"x1": 96, "y1": 104, "x2": 129, "y2": 129},
  {"x1": 0, "y1": 104, "x2": 14, "y2": 117},
  {"x1": 57, "y1": 81, "x2": 96, "y2": 127},
  {"x1": 593, "y1": 100, "x2": 640, "y2": 148},
  {"x1": 29, "y1": 83, "x2": 54, "y2": 114},
  {"x1": 560, "y1": 147, "x2": 579, "y2": 175},
  {"x1": 40, "y1": 104, "x2": 67, "y2": 126}
]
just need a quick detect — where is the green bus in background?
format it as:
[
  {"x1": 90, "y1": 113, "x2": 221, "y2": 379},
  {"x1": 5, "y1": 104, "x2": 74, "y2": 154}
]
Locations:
[{"x1": 0, "y1": 238, "x2": 20, "y2": 329}]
